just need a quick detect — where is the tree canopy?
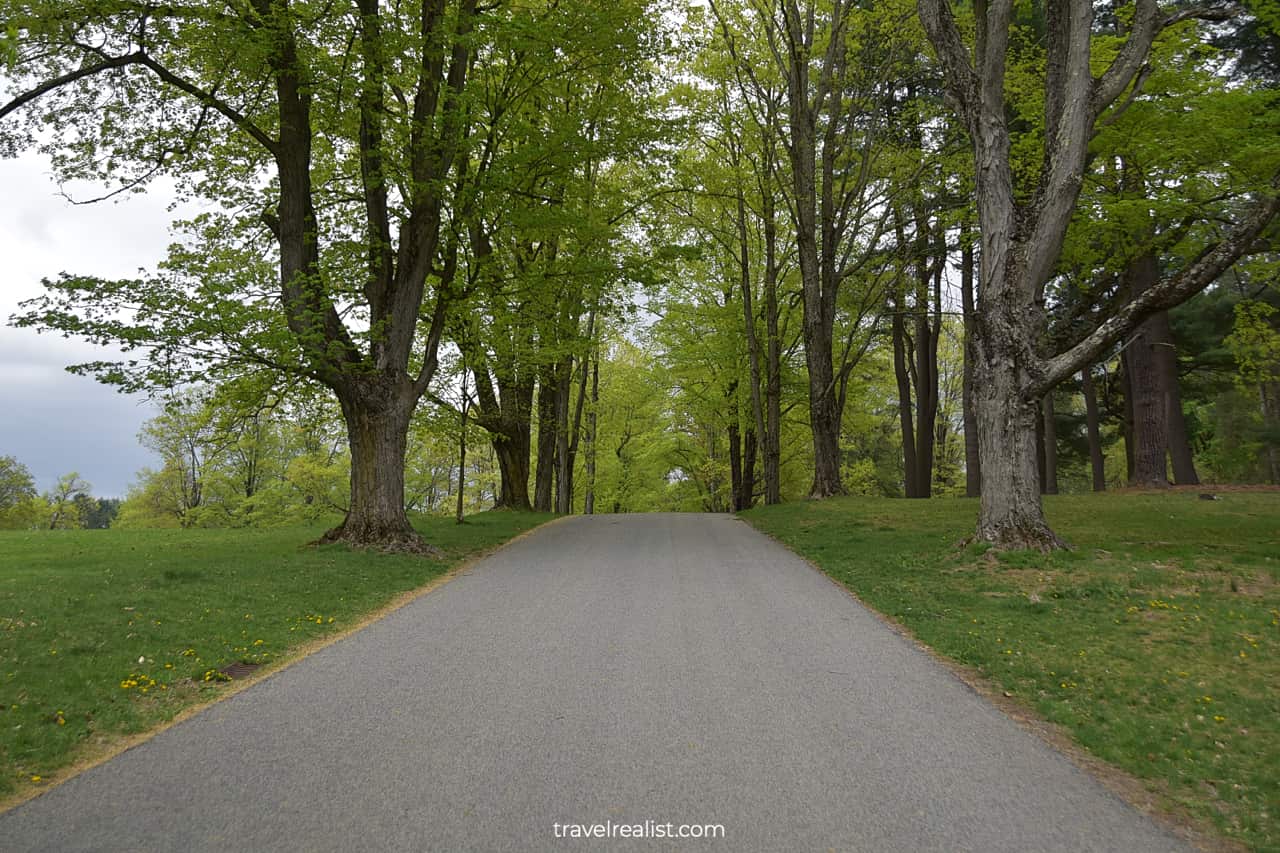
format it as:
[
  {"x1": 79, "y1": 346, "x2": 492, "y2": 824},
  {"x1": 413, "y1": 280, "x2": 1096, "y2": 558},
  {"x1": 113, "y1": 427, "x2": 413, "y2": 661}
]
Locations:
[{"x1": 4, "y1": 0, "x2": 1277, "y2": 547}]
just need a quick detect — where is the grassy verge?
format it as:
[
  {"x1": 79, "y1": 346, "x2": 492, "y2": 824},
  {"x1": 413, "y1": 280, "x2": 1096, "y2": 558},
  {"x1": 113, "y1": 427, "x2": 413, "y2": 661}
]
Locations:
[
  {"x1": 741, "y1": 493, "x2": 1279, "y2": 852},
  {"x1": 0, "y1": 510, "x2": 551, "y2": 805}
]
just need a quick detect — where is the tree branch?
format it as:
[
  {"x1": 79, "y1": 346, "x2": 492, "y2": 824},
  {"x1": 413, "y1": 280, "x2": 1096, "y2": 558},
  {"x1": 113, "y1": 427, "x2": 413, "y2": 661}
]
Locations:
[
  {"x1": 134, "y1": 53, "x2": 277, "y2": 155},
  {"x1": 1092, "y1": 0, "x2": 1161, "y2": 116},
  {"x1": 0, "y1": 52, "x2": 146, "y2": 121},
  {"x1": 1033, "y1": 185, "x2": 1280, "y2": 396},
  {"x1": 916, "y1": 0, "x2": 979, "y2": 125}
]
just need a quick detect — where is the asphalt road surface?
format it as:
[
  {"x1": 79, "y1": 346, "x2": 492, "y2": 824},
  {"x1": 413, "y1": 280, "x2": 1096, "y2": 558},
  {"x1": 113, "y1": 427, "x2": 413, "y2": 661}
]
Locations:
[{"x1": 1, "y1": 513, "x2": 1189, "y2": 852}]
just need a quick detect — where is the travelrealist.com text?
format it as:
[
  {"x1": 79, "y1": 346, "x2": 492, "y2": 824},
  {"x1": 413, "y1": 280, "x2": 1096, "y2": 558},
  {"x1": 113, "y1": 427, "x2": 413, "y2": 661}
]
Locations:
[{"x1": 552, "y1": 820, "x2": 726, "y2": 840}]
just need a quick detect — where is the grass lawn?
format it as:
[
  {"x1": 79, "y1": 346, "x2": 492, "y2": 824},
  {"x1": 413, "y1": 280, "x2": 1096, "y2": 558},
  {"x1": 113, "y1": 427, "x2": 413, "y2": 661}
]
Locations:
[
  {"x1": 0, "y1": 510, "x2": 550, "y2": 806},
  {"x1": 742, "y1": 492, "x2": 1279, "y2": 852}
]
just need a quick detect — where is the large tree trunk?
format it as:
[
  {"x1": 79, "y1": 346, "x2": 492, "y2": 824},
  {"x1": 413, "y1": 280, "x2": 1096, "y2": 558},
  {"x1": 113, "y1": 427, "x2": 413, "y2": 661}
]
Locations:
[
  {"x1": 762, "y1": 141, "x2": 783, "y2": 505},
  {"x1": 584, "y1": 355, "x2": 599, "y2": 514},
  {"x1": 974, "y1": 360, "x2": 1066, "y2": 549},
  {"x1": 740, "y1": 427, "x2": 757, "y2": 510},
  {"x1": 912, "y1": 211, "x2": 942, "y2": 498},
  {"x1": 323, "y1": 381, "x2": 429, "y2": 552},
  {"x1": 918, "y1": 0, "x2": 1278, "y2": 548},
  {"x1": 479, "y1": 380, "x2": 534, "y2": 510},
  {"x1": 1081, "y1": 366, "x2": 1107, "y2": 492},
  {"x1": 1129, "y1": 330, "x2": 1170, "y2": 486},
  {"x1": 533, "y1": 367, "x2": 556, "y2": 511},
  {"x1": 782, "y1": 18, "x2": 845, "y2": 500},
  {"x1": 961, "y1": 228, "x2": 981, "y2": 497},
  {"x1": 967, "y1": 188, "x2": 1066, "y2": 548},
  {"x1": 1127, "y1": 252, "x2": 1171, "y2": 487},
  {"x1": 893, "y1": 301, "x2": 920, "y2": 498},
  {"x1": 1123, "y1": 152, "x2": 1199, "y2": 485},
  {"x1": 971, "y1": 293, "x2": 1062, "y2": 546},
  {"x1": 728, "y1": 416, "x2": 743, "y2": 513},
  {"x1": 493, "y1": 432, "x2": 531, "y2": 510},
  {"x1": 806, "y1": 335, "x2": 845, "y2": 497},
  {"x1": 554, "y1": 360, "x2": 573, "y2": 514}
]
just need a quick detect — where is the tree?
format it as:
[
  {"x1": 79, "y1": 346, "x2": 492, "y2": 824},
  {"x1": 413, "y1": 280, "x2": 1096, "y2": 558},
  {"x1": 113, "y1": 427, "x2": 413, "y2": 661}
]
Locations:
[
  {"x1": 442, "y1": 1, "x2": 668, "y2": 512},
  {"x1": 916, "y1": 0, "x2": 1280, "y2": 547},
  {"x1": 677, "y1": 16, "x2": 798, "y2": 506},
  {"x1": 0, "y1": 456, "x2": 43, "y2": 529},
  {"x1": 82, "y1": 497, "x2": 122, "y2": 529},
  {"x1": 959, "y1": 223, "x2": 982, "y2": 496},
  {"x1": 3, "y1": 0, "x2": 507, "y2": 551},
  {"x1": 115, "y1": 381, "x2": 356, "y2": 527},
  {"x1": 0, "y1": 456, "x2": 36, "y2": 511},
  {"x1": 709, "y1": 0, "x2": 917, "y2": 497},
  {"x1": 583, "y1": 336, "x2": 676, "y2": 513},
  {"x1": 46, "y1": 472, "x2": 91, "y2": 529},
  {"x1": 1225, "y1": 290, "x2": 1280, "y2": 482},
  {"x1": 1047, "y1": 21, "x2": 1267, "y2": 489}
]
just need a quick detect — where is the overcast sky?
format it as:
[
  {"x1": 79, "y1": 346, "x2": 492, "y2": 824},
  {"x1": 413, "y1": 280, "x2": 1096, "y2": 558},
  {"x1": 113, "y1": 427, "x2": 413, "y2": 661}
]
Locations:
[{"x1": 0, "y1": 152, "x2": 192, "y2": 498}]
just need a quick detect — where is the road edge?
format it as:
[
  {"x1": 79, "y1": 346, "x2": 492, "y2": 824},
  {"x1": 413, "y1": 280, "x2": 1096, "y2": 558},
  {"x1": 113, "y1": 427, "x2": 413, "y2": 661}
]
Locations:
[
  {"x1": 733, "y1": 514, "x2": 1245, "y2": 853},
  {"x1": 0, "y1": 513, "x2": 572, "y2": 816}
]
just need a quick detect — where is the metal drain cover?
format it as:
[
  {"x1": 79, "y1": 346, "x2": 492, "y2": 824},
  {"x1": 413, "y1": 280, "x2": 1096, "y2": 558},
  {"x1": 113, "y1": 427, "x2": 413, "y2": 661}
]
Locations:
[{"x1": 218, "y1": 662, "x2": 261, "y2": 680}]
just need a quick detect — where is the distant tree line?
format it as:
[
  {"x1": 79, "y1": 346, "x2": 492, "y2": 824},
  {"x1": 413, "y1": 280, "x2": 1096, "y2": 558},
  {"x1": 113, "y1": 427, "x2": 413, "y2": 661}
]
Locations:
[{"x1": 0, "y1": 456, "x2": 119, "y2": 530}]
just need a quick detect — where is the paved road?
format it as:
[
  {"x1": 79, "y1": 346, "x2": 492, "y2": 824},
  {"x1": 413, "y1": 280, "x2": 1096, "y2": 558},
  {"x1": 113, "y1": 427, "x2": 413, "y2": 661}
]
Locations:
[{"x1": 3, "y1": 514, "x2": 1188, "y2": 852}]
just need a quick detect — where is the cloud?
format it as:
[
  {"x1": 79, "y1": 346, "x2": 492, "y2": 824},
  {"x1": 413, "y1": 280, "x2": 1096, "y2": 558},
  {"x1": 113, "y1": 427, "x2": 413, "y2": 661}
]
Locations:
[
  {"x1": 1, "y1": 152, "x2": 185, "y2": 497},
  {"x1": 0, "y1": 152, "x2": 196, "y2": 312},
  {"x1": 0, "y1": 345, "x2": 159, "y2": 498}
]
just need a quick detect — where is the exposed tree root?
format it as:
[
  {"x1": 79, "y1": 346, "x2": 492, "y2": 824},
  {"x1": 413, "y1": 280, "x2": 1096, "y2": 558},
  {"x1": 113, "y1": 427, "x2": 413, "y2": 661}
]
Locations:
[
  {"x1": 973, "y1": 520, "x2": 1072, "y2": 553},
  {"x1": 316, "y1": 520, "x2": 443, "y2": 557}
]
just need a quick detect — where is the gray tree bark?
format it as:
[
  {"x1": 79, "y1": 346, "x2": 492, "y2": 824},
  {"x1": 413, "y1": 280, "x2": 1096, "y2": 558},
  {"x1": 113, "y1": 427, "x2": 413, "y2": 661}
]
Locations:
[
  {"x1": 916, "y1": 0, "x2": 1278, "y2": 546},
  {"x1": 584, "y1": 354, "x2": 599, "y2": 514},
  {"x1": 533, "y1": 368, "x2": 556, "y2": 511},
  {"x1": 961, "y1": 227, "x2": 981, "y2": 497}
]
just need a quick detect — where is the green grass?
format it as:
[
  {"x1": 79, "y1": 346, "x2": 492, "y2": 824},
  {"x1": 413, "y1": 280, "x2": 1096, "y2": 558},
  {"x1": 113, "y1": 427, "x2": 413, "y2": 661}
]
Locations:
[
  {"x1": 0, "y1": 510, "x2": 550, "y2": 802},
  {"x1": 742, "y1": 492, "x2": 1280, "y2": 852}
]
